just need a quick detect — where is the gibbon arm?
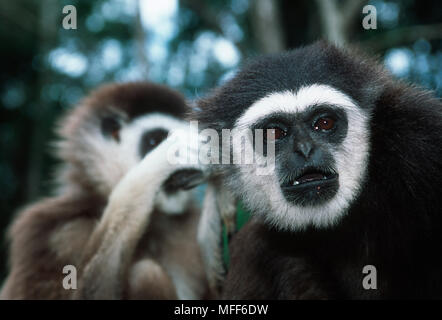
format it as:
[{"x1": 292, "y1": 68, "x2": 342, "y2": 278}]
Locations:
[
  {"x1": 75, "y1": 134, "x2": 203, "y2": 299},
  {"x1": 197, "y1": 179, "x2": 236, "y2": 296}
]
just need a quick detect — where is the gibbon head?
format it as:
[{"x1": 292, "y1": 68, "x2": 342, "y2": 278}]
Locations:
[
  {"x1": 196, "y1": 42, "x2": 388, "y2": 231},
  {"x1": 56, "y1": 82, "x2": 189, "y2": 208}
]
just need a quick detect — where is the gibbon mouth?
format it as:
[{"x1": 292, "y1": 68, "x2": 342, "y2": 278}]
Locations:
[{"x1": 282, "y1": 167, "x2": 338, "y2": 190}]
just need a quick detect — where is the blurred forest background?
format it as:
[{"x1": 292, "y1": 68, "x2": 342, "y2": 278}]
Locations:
[{"x1": 0, "y1": 0, "x2": 441, "y2": 281}]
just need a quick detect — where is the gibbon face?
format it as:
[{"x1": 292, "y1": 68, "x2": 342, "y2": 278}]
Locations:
[
  {"x1": 56, "y1": 83, "x2": 190, "y2": 212},
  {"x1": 233, "y1": 84, "x2": 371, "y2": 231},
  {"x1": 196, "y1": 42, "x2": 384, "y2": 231},
  {"x1": 93, "y1": 111, "x2": 186, "y2": 193}
]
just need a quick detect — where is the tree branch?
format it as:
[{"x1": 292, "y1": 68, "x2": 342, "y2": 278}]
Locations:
[
  {"x1": 315, "y1": 0, "x2": 344, "y2": 45},
  {"x1": 342, "y1": 0, "x2": 369, "y2": 22},
  {"x1": 249, "y1": 0, "x2": 286, "y2": 53},
  {"x1": 360, "y1": 23, "x2": 442, "y2": 53},
  {"x1": 180, "y1": 0, "x2": 249, "y2": 55},
  {"x1": 315, "y1": 0, "x2": 368, "y2": 45},
  {"x1": 135, "y1": 0, "x2": 149, "y2": 78},
  {"x1": 180, "y1": 0, "x2": 225, "y2": 35}
]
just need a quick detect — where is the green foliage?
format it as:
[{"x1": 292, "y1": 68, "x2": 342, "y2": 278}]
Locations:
[{"x1": 223, "y1": 201, "x2": 252, "y2": 268}]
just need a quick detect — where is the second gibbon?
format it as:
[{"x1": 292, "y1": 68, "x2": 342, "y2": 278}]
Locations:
[{"x1": 1, "y1": 82, "x2": 210, "y2": 299}]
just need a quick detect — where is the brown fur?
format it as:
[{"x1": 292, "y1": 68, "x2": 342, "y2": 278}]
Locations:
[{"x1": 0, "y1": 82, "x2": 209, "y2": 299}]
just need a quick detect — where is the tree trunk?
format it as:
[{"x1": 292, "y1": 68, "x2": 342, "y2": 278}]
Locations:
[{"x1": 250, "y1": 0, "x2": 286, "y2": 53}]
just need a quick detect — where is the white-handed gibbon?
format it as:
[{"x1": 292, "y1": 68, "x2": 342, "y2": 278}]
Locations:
[
  {"x1": 1, "y1": 82, "x2": 210, "y2": 299},
  {"x1": 195, "y1": 41, "x2": 442, "y2": 299}
]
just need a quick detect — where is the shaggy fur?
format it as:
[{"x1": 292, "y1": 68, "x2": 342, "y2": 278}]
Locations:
[
  {"x1": 1, "y1": 82, "x2": 209, "y2": 299},
  {"x1": 195, "y1": 41, "x2": 442, "y2": 299}
]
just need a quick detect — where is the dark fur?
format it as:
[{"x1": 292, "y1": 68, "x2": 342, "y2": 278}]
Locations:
[
  {"x1": 78, "y1": 81, "x2": 188, "y2": 120},
  {"x1": 195, "y1": 42, "x2": 442, "y2": 299},
  {"x1": 57, "y1": 82, "x2": 188, "y2": 195}
]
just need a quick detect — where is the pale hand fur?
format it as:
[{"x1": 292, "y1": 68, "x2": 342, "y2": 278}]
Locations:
[
  {"x1": 197, "y1": 179, "x2": 236, "y2": 296},
  {"x1": 75, "y1": 132, "x2": 205, "y2": 299}
]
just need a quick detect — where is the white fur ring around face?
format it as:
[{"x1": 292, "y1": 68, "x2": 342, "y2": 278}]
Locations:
[{"x1": 134, "y1": 123, "x2": 208, "y2": 183}]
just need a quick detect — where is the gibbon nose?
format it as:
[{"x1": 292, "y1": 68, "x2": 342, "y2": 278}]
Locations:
[{"x1": 295, "y1": 141, "x2": 313, "y2": 159}]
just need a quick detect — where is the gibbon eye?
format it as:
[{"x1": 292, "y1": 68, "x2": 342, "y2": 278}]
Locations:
[
  {"x1": 101, "y1": 116, "x2": 121, "y2": 141},
  {"x1": 314, "y1": 117, "x2": 335, "y2": 131},
  {"x1": 266, "y1": 127, "x2": 287, "y2": 141},
  {"x1": 139, "y1": 128, "x2": 168, "y2": 157}
]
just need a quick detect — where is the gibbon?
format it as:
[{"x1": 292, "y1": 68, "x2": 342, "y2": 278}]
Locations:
[
  {"x1": 1, "y1": 82, "x2": 210, "y2": 299},
  {"x1": 195, "y1": 42, "x2": 442, "y2": 299}
]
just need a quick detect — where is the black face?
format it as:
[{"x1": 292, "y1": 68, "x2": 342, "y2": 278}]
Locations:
[
  {"x1": 139, "y1": 128, "x2": 168, "y2": 157},
  {"x1": 255, "y1": 105, "x2": 348, "y2": 206},
  {"x1": 101, "y1": 116, "x2": 122, "y2": 142}
]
